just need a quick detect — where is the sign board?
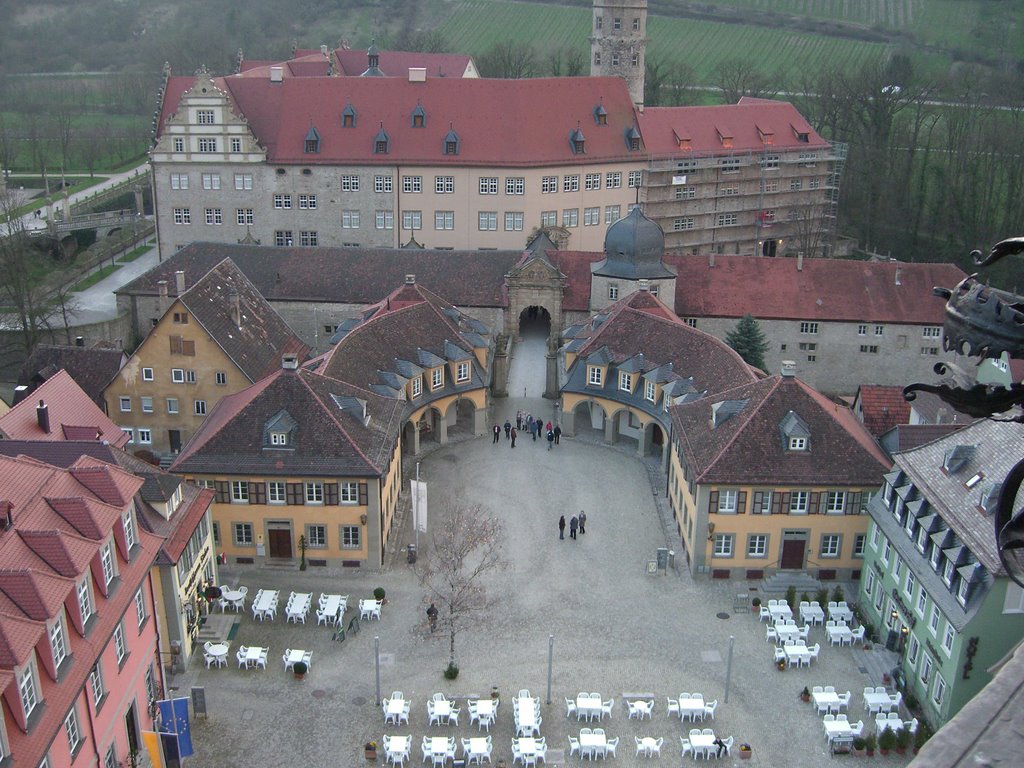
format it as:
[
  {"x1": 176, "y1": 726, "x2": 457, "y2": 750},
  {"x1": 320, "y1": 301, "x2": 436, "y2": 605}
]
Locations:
[
  {"x1": 190, "y1": 687, "x2": 206, "y2": 718},
  {"x1": 672, "y1": 174, "x2": 687, "y2": 185},
  {"x1": 646, "y1": 560, "x2": 658, "y2": 575},
  {"x1": 411, "y1": 480, "x2": 428, "y2": 533},
  {"x1": 656, "y1": 548, "x2": 669, "y2": 571}
]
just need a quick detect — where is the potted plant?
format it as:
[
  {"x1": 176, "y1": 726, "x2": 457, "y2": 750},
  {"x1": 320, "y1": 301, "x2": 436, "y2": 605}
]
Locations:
[
  {"x1": 832, "y1": 585, "x2": 844, "y2": 603},
  {"x1": 776, "y1": 659, "x2": 786, "y2": 671},
  {"x1": 293, "y1": 660, "x2": 308, "y2": 680},
  {"x1": 373, "y1": 587, "x2": 387, "y2": 604},
  {"x1": 491, "y1": 685, "x2": 500, "y2": 700},
  {"x1": 364, "y1": 741, "x2": 377, "y2": 760},
  {"x1": 785, "y1": 585, "x2": 797, "y2": 611},
  {"x1": 878, "y1": 726, "x2": 896, "y2": 756},
  {"x1": 443, "y1": 662, "x2": 459, "y2": 680},
  {"x1": 894, "y1": 726, "x2": 911, "y2": 755},
  {"x1": 863, "y1": 733, "x2": 876, "y2": 757},
  {"x1": 800, "y1": 686, "x2": 811, "y2": 703},
  {"x1": 913, "y1": 722, "x2": 931, "y2": 754},
  {"x1": 203, "y1": 585, "x2": 222, "y2": 603},
  {"x1": 298, "y1": 534, "x2": 307, "y2": 571},
  {"x1": 815, "y1": 587, "x2": 829, "y2": 606},
  {"x1": 751, "y1": 596, "x2": 761, "y2": 613},
  {"x1": 851, "y1": 737, "x2": 866, "y2": 757},
  {"x1": 738, "y1": 743, "x2": 752, "y2": 760}
]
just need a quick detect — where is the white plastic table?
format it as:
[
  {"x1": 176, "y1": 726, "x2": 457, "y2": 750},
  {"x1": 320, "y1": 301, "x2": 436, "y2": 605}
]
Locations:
[
  {"x1": 220, "y1": 588, "x2": 245, "y2": 611},
  {"x1": 827, "y1": 624, "x2": 854, "y2": 646},
  {"x1": 432, "y1": 700, "x2": 452, "y2": 724},
  {"x1": 244, "y1": 646, "x2": 263, "y2": 668},
  {"x1": 812, "y1": 691, "x2": 840, "y2": 712},
  {"x1": 252, "y1": 589, "x2": 279, "y2": 620},
  {"x1": 386, "y1": 736, "x2": 410, "y2": 762},
  {"x1": 829, "y1": 605, "x2": 854, "y2": 623},
  {"x1": 427, "y1": 737, "x2": 453, "y2": 759},
  {"x1": 580, "y1": 732, "x2": 607, "y2": 759},
  {"x1": 576, "y1": 695, "x2": 602, "y2": 721},
  {"x1": 474, "y1": 700, "x2": 495, "y2": 718},
  {"x1": 769, "y1": 604, "x2": 793, "y2": 623},
  {"x1": 863, "y1": 691, "x2": 893, "y2": 714},
  {"x1": 776, "y1": 624, "x2": 801, "y2": 643},
  {"x1": 638, "y1": 737, "x2": 659, "y2": 757},
  {"x1": 515, "y1": 698, "x2": 537, "y2": 729},
  {"x1": 823, "y1": 720, "x2": 852, "y2": 743},
  {"x1": 800, "y1": 604, "x2": 825, "y2": 625},
  {"x1": 206, "y1": 643, "x2": 228, "y2": 666},
  {"x1": 679, "y1": 696, "x2": 705, "y2": 721},
  {"x1": 688, "y1": 733, "x2": 716, "y2": 759},
  {"x1": 467, "y1": 737, "x2": 490, "y2": 760},
  {"x1": 784, "y1": 643, "x2": 811, "y2": 666}
]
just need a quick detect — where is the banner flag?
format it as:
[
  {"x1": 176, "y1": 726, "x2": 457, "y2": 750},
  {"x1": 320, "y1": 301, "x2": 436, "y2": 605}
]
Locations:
[
  {"x1": 411, "y1": 480, "x2": 428, "y2": 532},
  {"x1": 142, "y1": 731, "x2": 165, "y2": 768},
  {"x1": 156, "y1": 697, "x2": 194, "y2": 758}
]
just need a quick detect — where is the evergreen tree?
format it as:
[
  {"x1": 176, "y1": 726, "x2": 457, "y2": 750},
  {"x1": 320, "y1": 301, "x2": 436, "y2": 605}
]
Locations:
[{"x1": 726, "y1": 314, "x2": 769, "y2": 371}]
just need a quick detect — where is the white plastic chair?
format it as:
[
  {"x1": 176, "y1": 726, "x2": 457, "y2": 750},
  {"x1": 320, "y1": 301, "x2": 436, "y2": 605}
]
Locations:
[
  {"x1": 605, "y1": 737, "x2": 618, "y2": 757},
  {"x1": 722, "y1": 736, "x2": 734, "y2": 756},
  {"x1": 704, "y1": 699, "x2": 718, "y2": 720},
  {"x1": 236, "y1": 646, "x2": 248, "y2": 669},
  {"x1": 256, "y1": 648, "x2": 268, "y2": 670},
  {"x1": 837, "y1": 691, "x2": 851, "y2": 712},
  {"x1": 282, "y1": 648, "x2": 294, "y2": 670},
  {"x1": 568, "y1": 736, "x2": 581, "y2": 758},
  {"x1": 600, "y1": 699, "x2": 614, "y2": 719},
  {"x1": 565, "y1": 697, "x2": 577, "y2": 718},
  {"x1": 666, "y1": 697, "x2": 680, "y2": 719},
  {"x1": 766, "y1": 625, "x2": 779, "y2": 643},
  {"x1": 680, "y1": 738, "x2": 692, "y2": 759}
]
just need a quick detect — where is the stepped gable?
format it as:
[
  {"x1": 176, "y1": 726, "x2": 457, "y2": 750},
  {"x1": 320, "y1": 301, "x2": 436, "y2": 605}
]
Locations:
[
  {"x1": 178, "y1": 258, "x2": 310, "y2": 381},
  {"x1": 671, "y1": 374, "x2": 890, "y2": 486},
  {"x1": 117, "y1": 243, "x2": 519, "y2": 309},
  {"x1": 172, "y1": 367, "x2": 403, "y2": 477}
]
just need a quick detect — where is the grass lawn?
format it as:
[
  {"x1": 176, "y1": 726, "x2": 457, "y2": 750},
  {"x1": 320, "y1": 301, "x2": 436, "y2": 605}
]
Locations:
[
  {"x1": 70, "y1": 264, "x2": 119, "y2": 293},
  {"x1": 117, "y1": 243, "x2": 153, "y2": 263}
]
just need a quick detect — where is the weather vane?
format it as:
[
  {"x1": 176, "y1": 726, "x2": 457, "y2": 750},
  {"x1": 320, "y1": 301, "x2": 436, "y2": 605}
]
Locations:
[{"x1": 904, "y1": 237, "x2": 1024, "y2": 586}]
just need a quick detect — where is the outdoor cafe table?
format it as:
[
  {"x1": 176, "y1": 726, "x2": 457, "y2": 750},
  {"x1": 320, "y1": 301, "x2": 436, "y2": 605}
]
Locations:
[
  {"x1": 829, "y1": 605, "x2": 854, "y2": 623},
  {"x1": 515, "y1": 698, "x2": 537, "y2": 729},
  {"x1": 800, "y1": 604, "x2": 825, "y2": 625},
  {"x1": 784, "y1": 643, "x2": 811, "y2": 666},
  {"x1": 579, "y1": 732, "x2": 607, "y2": 759},
  {"x1": 826, "y1": 624, "x2": 854, "y2": 646},
  {"x1": 285, "y1": 648, "x2": 306, "y2": 670},
  {"x1": 679, "y1": 695, "x2": 705, "y2": 721},
  {"x1": 243, "y1": 646, "x2": 263, "y2": 668},
  {"x1": 386, "y1": 736, "x2": 410, "y2": 761},
  {"x1": 386, "y1": 698, "x2": 406, "y2": 722},
  {"x1": 206, "y1": 643, "x2": 228, "y2": 665},
  {"x1": 321, "y1": 594, "x2": 343, "y2": 618},
  {"x1": 768, "y1": 604, "x2": 793, "y2": 623},
  {"x1": 474, "y1": 699, "x2": 495, "y2": 719},
  {"x1": 427, "y1": 737, "x2": 454, "y2": 760},
  {"x1": 466, "y1": 737, "x2": 490, "y2": 761},
  {"x1": 812, "y1": 690, "x2": 841, "y2": 713},
  {"x1": 220, "y1": 588, "x2": 245, "y2": 612},
  {"x1": 688, "y1": 732, "x2": 716, "y2": 759},
  {"x1": 776, "y1": 624, "x2": 801, "y2": 644},
  {"x1": 576, "y1": 695, "x2": 602, "y2": 721},
  {"x1": 863, "y1": 691, "x2": 894, "y2": 714},
  {"x1": 823, "y1": 720, "x2": 853, "y2": 743},
  {"x1": 252, "y1": 589, "x2": 279, "y2": 620},
  {"x1": 431, "y1": 699, "x2": 453, "y2": 724},
  {"x1": 516, "y1": 737, "x2": 539, "y2": 758}
]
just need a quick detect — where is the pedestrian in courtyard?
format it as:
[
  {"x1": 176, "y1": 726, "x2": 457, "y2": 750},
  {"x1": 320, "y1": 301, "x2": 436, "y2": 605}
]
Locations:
[
  {"x1": 516, "y1": 410, "x2": 523, "y2": 430},
  {"x1": 426, "y1": 603, "x2": 438, "y2": 632},
  {"x1": 545, "y1": 420, "x2": 552, "y2": 433},
  {"x1": 510, "y1": 427, "x2": 517, "y2": 448},
  {"x1": 504, "y1": 420, "x2": 512, "y2": 440},
  {"x1": 579, "y1": 510, "x2": 586, "y2": 534},
  {"x1": 546, "y1": 429, "x2": 554, "y2": 450},
  {"x1": 569, "y1": 515, "x2": 578, "y2": 540},
  {"x1": 553, "y1": 424, "x2": 562, "y2": 445},
  {"x1": 493, "y1": 424, "x2": 501, "y2": 443},
  {"x1": 558, "y1": 515, "x2": 565, "y2": 539},
  {"x1": 527, "y1": 414, "x2": 535, "y2": 436}
]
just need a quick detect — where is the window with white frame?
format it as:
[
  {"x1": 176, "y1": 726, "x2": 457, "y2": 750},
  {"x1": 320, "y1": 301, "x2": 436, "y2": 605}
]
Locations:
[
  {"x1": 478, "y1": 177, "x2": 498, "y2": 195},
  {"x1": 790, "y1": 491, "x2": 809, "y2": 513},
  {"x1": 201, "y1": 173, "x2": 220, "y2": 190},
  {"x1": 113, "y1": 623, "x2": 126, "y2": 663},
  {"x1": 402, "y1": 176, "x2": 422, "y2": 193},
  {"x1": 123, "y1": 509, "x2": 136, "y2": 551},
  {"x1": 142, "y1": 367, "x2": 154, "y2": 381},
  {"x1": 905, "y1": 570, "x2": 916, "y2": 598},
  {"x1": 273, "y1": 194, "x2": 292, "y2": 209},
  {"x1": 170, "y1": 173, "x2": 189, "y2": 189},
  {"x1": 77, "y1": 575, "x2": 94, "y2": 624},
  {"x1": 506, "y1": 177, "x2": 525, "y2": 195},
  {"x1": 194, "y1": 400, "x2": 207, "y2": 415},
  {"x1": 171, "y1": 368, "x2": 184, "y2": 383},
  {"x1": 433, "y1": 210, "x2": 454, "y2": 230},
  {"x1": 605, "y1": 205, "x2": 621, "y2": 224},
  {"x1": 943, "y1": 558, "x2": 955, "y2": 585},
  {"x1": 411, "y1": 377, "x2": 422, "y2": 398},
  {"x1": 166, "y1": 397, "x2": 179, "y2": 414},
  {"x1": 748, "y1": 534, "x2": 767, "y2": 557},
  {"x1": 930, "y1": 544, "x2": 942, "y2": 571},
  {"x1": 402, "y1": 210, "x2": 422, "y2": 230},
  {"x1": 644, "y1": 380, "x2": 656, "y2": 402},
  {"x1": 820, "y1": 534, "x2": 841, "y2": 558},
  {"x1": 800, "y1": 322, "x2": 819, "y2": 334},
  {"x1": 104, "y1": 744, "x2": 117, "y2": 768},
  {"x1": 431, "y1": 367, "x2": 444, "y2": 390},
  {"x1": 478, "y1": 211, "x2": 497, "y2": 231},
  {"x1": 826, "y1": 491, "x2": 845, "y2": 514},
  {"x1": 298, "y1": 194, "x2": 317, "y2": 209},
  {"x1": 874, "y1": 583, "x2": 885, "y2": 611},
  {"x1": 606, "y1": 171, "x2": 622, "y2": 188},
  {"x1": 718, "y1": 490, "x2": 738, "y2": 513},
  {"x1": 943, "y1": 623, "x2": 956, "y2": 655},
  {"x1": 231, "y1": 480, "x2": 249, "y2": 503},
  {"x1": 197, "y1": 138, "x2": 217, "y2": 153},
  {"x1": 932, "y1": 673, "x2": 946, "y2": 707},
  {"x1": 562, "y1": 208, "x2": 579, "y2": 227},
  {"x1": 541, "y1": 210, "x2": 557, "y2": 227},
  {"x1": 233, "y1": 522, "x2": 253, "y2": 546},
  {"x1": 341, "y1": 525, "x2": 361, "y2": 549},
  {"x1": 920, "y1": 654, "x2": 933, "y2": 684},
  {"x1": 89, "y1": 663, "x2": 105, "y2": 710},
  {"x1": 957, "y1": 575, "x2": 970, "y2": 605},
  {"x1": 584, "y1": 207, "x2": 601, "y2": 226},
  {"x1": 49, "y1": 615, "x2": 67, "y2": 668},
  {"x1": 306, "y1": 524, "x2": 327, "y2": 548},
  {"x1": 456, "y1": 362, "x2": 470, "y2": 382},
  {"x1": 65, "y1": 708, "x2": 82, "y2": 755},
  {"x1": 587, "y1": 366, "x2": 603, "y2": 386},
  {"x1": 268, "y1": 482, "x2": 285, "y2": 504},
  {"x1": 119, "y1": 396, "x2": 131, "y2": 412},
  {"x1": 18, "y1": 663, "x2": 39, "y2": 721},
  {"x1": 893, "y1": 554, "x2": 903, "y2": 581},
  {"x1": 864, "y1": 569, "x2": 876, "y2": 599},
  {"x1": 541, "y1": 176, "x2": 558, "y2": 193},
  {"x1": 375, "y1": 210, "x2": 394, "y2": 230},
  {"x1": 435, "y1": 175, "x2": 454, "y2": 194},
  {"x1": 929, "y1": 603, "x2": 940, "y2": 635},
  {"x1": 563, "y1": 175, "x2": 580, "y2": 192},
  {"x1": 504, "y1": 211, "x2": 524, "y2": 231},
  {"x1": 100, "y1": 541, "x2": 115, "y2": 587},
  {"x1": 584, "y1": 173, "x2": 601, "y2": 191},
  {"x1": 306, "y1": 482, "x2": 324, "y2": 504},
  {"x1": 618, "y1": 371, "x2": 631, "y2": 392},
  {"x1": 339, "y1": 482, "x2": 359, "y2": 504},
  {"x1": 916, "y1": 525, "x2": 929, "y2": 553},
  {"x1": 135, "y1": 588, "x2": 147, "y2": 627},
  {"x1": 373, "y1": 175, "x2": 393, "y2": 193},
  {"x1": 712, "y1": 533, "x2": 734, "y2": 557},
  {"x1": 234, "y1": 173, "x2": 253, "y2": 190},
  {"x1": 788, "y1": 436, "x2": 807, "y2": 451},
  {"x1": 881, "y1": 539, "x2": 892, "y2": 565},
  {"x1": 141, "y1": 396, "x2": 153, "y2": 413},
  {"x1": 870, "y1": 522, "x2": 881, "y2": 549},
  {"x1": 917, "y1": 588, "x2": 928, "y2": 616},
  {"x1": 628, "y1": 170, "x2": 643, "y2": 188},
  {"x1": 908, "y1": 634, "x2": 920, "y2": 666},
  {"x1": 853, "y1": 533, "x2": 866, "y2": 558}
]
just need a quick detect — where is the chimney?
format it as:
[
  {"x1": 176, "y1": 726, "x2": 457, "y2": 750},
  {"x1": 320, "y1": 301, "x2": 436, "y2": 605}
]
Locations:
[
  {"x1": 36, "y1": 400, "x2": 50, "y2": 433},
  {"x1": 405, "y1": 274, "x2": 416, "y2": 285},
  {"x1": 638, "y1": 279, "x2": 650, "y2": 292},
  {"x1": 270, "y1": 66, "x2": 284, "y2": 83},
  {"x1": 895, "y1": 265, "x2": 902, "y2": 286},
  {"x1": 282, "y1": 354, "x2": 299, "y2": 370},
  {"x1": 320, "y1": 44, "x2": 328, "y2": 56},
  {"x1": 797, "y1": 253, "x2": 804, "y2": 271},
  {"x1": 75, "y1": 336, "x2": 84, "y2": 347},
  {"x1": 408, "y1": 67, "x2": 427, "y2": 83},
  {"x1": 709, "y1": 253, "x2": 716, "y2": 268},
  {"x1": 230, "y1": 290, "x2": 241, "y2": 328},
  {"x1": 175, "y1": 270, "x2": 186, "y2": 295},
  {"x1": 780, "y1": 361, "x2": 797, "y2": 378},
  {"x1": 157, "y1": 279, "x2": 168, "y2": 300}
]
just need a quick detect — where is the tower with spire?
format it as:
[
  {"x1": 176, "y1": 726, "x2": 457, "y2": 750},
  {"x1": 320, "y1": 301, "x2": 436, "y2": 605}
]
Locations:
[{"x1": 589, "y1": 0, "x2": 648, "y2": 108}]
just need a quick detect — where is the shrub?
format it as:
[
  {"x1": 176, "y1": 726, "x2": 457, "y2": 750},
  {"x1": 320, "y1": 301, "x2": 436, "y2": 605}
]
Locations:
[
  {"x1": 751, "y1": 597, "x2": 761, "y2": 607},
  {"x1": 293, "y1": 661, "x2": 308, "y2": 675},
  {"x1": 373, "y1": 587, "x2": 386, "y2": 601},
  {"x1": 832, "y1": 585, "x2": 845, "y2": 603},
  {"x1": 878, "y1": 727, "x2": 896, "y2": 752},
  {"x1": 785, "y1": 585, "x2": 797, "y2": 611},
  {"x1": 895, "y1": 727, "x2": 911, "y2": 751},
  {"x1": 914, "y1": 722, "x2": 932, "y2": 750},
  {"x1": 852, "y1": 737, "x2": 866, "y2": 750},
  {"x1": 864, "y1": 733, "x2": 877, "y2": 753},
  {"x1": 443, "y1": 662, "x2": 460, "y2": 680},
  {"x1": 815, "y1": 587, "x2": 829, "y2": 606}
]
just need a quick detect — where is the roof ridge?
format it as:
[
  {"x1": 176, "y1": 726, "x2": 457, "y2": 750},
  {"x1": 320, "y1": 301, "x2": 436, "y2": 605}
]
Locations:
[
  {"x1": 692, "y1": 377, "x2": 780, "y2": 480},
  {"x1": 296, "y1": 370, "x2": 381, "y2": 473}
]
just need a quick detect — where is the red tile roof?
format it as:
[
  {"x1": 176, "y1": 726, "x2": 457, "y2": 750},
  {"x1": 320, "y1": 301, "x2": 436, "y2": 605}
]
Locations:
[
  {"x1": 638, "y1": 98, "x2": 830, "y2": 157},
  {"x1": 161, "y1": 74, "x2": 642, "y2": 166},
  {"x1": 669, "y1": 255, "x2": 965, "y2": 324},
  {"x1": 240, "y1": 48, "x2": 474, "y2": 79},
  {"x1": 0, "y1": 369, "x2": 130, "y2": 448},
  {"x1": 855, "y1": 384, "x2": 912, "y2": 437}
]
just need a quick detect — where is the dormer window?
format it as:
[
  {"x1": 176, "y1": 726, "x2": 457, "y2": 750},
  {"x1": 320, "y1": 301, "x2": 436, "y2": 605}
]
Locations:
[
  {"x1": 431, "y1": 367, "x2": 444, "y2": 390},
  {"x1": 304, "y1": 126, "x2": 321, "y2": 154},
  {"x1": 593, "y1": 104, "x2": 608, "y2": 126},
  {"x1": 618, "y1": 371, "x2": 632, "y2": 392},
  {"x1": 264, "y1": 409, "x2": 297, "y2": 449},
  {"x1": 644, "y1": 380, "x2": 656, "y2": 402},
  {"x1": 411, "y1": 376, "x2": 422, "y2": 398},
  {"x1": 587, "y1": 366, "x2": 603, "y2": 386},
  {"x1": 624, "y1": 126, "x2": 641, "y2": 151},
  {"x1": 780, "y1": 410, "x2": 810, "y2": 451},
  {"x1": 374, "y1": 126, "x2": 390, "y2": 154},
  {"x1": 443, "y1": 128, "x2": 460, "y2": 156},
  {"x1": 788, "y1": 437, "x2": 806, "y2": 450},
  {"x1": 943, "y1": 558, "x2": 955, "y2": 585},
  {"x1": 957, "y1": 573, "x2": 971, "y2": 605},
  {"x1": 342, "y1": 104, "x2": 357, "y2": 128},
  {"x1": 943, "y1": 444, "x2": 975, "y2": 474},
  {"x1": 411, "y1": 104, "x2": 427, "y2": 128},
  {"x1": 570, "y1": 128, "x2": 585, "y2": 155},
  {"x1": 270, "y1": 431, "x2": 288, "y2": 446}
]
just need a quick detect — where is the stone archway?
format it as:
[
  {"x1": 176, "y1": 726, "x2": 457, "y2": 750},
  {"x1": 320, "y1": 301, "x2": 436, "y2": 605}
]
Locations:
[
  {"x1": 518, "y1": 305, "x2": 551, "y2": 338},
  {"x1": 569, "y1": 400, "x2": 606, "y2": 439}
]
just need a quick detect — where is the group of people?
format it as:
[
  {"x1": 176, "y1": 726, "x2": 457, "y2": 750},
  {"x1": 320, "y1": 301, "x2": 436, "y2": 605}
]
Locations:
[
  {"x1": 558, "y1": 511, "x2": 587, "y2": 540},
  {"x1": 493, "y1": 412, "x2": 561, "y2": 449}
]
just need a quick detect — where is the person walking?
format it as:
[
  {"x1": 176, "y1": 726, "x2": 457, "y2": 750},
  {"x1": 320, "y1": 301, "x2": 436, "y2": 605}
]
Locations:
[
  {"x1": 532, "y1": 419, "x2": 539, "y2": 442},
  {"x1": 546, "y1": 428, "x2": 554, "y2": 450},
  {"x1": 426, "y1": 603, "x2": 438, "y2": 632},
  {"x1": 553, "y1": 424, "x2": 562, "y2": 445},
  {"x1": 527, "y1": 414, "x2": 535, "y2": 437},
  {"x1": 504, "y1": 420, "x2": 512, "y2": 440},
  {"x1": 493, "y1": 424, "x2": 501, "y2": 444},
  {"x1": 510, "y1": 427, "x2": 517, "y2": 448},
  {"x1": 578, "y1": 510, "x2": 586, "y2": 534},
  {"x1": 516, "y1": 410, "x2": 523, "y2": 430},
  {"x1": 558, "y1": 515, "x2": 566, "y2": 540},
  {"x1": 569, "y1": 515, "x2": 578, "y2": 540},
  {"x1": 545, "y1": 421, "x2": 553, "y2": 433}
]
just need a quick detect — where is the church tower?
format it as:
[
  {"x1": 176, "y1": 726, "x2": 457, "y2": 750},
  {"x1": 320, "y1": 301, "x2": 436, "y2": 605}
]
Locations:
[{"x1": 590, "y1": 0, "x2": 648, "y2": 108}]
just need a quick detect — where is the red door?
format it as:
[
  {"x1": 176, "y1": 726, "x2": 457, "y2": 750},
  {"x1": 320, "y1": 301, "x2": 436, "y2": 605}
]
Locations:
[
  {"x1": 268, "y1": 529, "x2": 292, "y2": 559},
  {"x1": 780, "y1": 539, "x2": 806, "y2": 570}
]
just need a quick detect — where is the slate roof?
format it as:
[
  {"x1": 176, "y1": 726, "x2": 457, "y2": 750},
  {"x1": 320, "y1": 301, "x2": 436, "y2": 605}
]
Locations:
[
  {"x1": 878, "y1": 423, "x2": 967, "y2": 454},
  {"x1": 240, "y1": 48, "x2": 475, "y2": 79},
  {"x1": 670, "y1": 374, "x2": 891, "y2": 486},
  {"x1": 16, "y1": 343, "x2": 124, "y2": 406},
  {"x1": 159, "y1": 75, "x2": 641, "y2": 166},
  {"x1": 637, "y1": 97, "x2": 830, "y2": 157},
  {"x1": 177, "y1": 258, "x2": 310, "y2": 382},
  {"x1": 171, "y1": 367, "x2": 404, "y2": 477},
  {"x1": 117, "y1": 243, "x2": 520, "y2": 308},
  {"x1": 855, "y1": 384, "x2": 912, "y2": 437},
  {"x1": 0, "y1": 369, "x2": 129, "y2": 448},
  {"x1": 893, "y1": 419, "x2": 1024, "y2": 575}
]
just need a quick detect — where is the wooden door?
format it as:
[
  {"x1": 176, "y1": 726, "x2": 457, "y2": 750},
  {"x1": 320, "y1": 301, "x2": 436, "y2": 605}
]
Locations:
[
  {"x1": 268, "y1": 529, "x2": 292, "y2": 559},
  {"x1": 168, "y1": 430, "x2": 182, "y2": 453},
  {"x1": 780, "y1": 539, "x2": 806, "y2": 570}
]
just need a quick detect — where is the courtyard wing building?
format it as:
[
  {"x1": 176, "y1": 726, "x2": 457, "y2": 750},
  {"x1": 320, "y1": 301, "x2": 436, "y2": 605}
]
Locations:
[{"x1": 859, "y1": 419, "x2": 1024, "y2": 728}]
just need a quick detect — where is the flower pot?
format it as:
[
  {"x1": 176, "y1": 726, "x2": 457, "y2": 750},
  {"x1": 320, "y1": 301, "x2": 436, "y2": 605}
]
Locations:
[
  {"x1": 739, "y1": 749, "x2": 752, "y2": 760},
  {"x1": 800, "y1": 694, "x2": 810, "y2": 703},
  {"x1": 895, "y1": 747, "x2": 906, "y2": 755},
  {"x1": 865, "y1": 749, "x2": 874, "y2": 757},
  {"x1": 364, "y1": 749, "x2": 377, "y2": 760},
  {"x1": 852, "y1": 748, "x2": 865, "y2": 757},
  {"x1": 879, "y1": 748, "x2": 890, "y2": 756}
]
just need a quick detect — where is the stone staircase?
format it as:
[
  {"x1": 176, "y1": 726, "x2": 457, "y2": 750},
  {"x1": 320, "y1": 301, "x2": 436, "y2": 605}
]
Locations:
[{"x1": 758, "y1": 571, "x2": 823, "y2": 597}]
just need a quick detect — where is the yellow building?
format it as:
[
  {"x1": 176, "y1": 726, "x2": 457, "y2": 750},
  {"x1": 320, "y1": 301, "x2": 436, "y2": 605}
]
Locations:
[
  {"x1": 171, "y1": 278, "x2": 492, "y2": 567},
  {"x1": 104, "y1": 258, "x2": 308, "y2": 459},
  {"x1": 668, "y1": 364, "x2": 891, "y2": 579}
]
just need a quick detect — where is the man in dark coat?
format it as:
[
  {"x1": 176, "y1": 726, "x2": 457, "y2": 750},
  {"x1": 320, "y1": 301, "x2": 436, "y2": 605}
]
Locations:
[
  {"x1": 569, "y1": 515, "x2": 578, "y2": 540},
  {"x1": 579, "y1": 510, "x2": 586, "y2": 534},
  {"x1": 546, "y1": 429, "x2": 554, "y2": 450},
  {"x1": 504, "y1": 420, "x2": 512, "y2": 440},
  {"x1": 493, "y1": 424, "x2": 501, "y2": 443},
  {"x1": 553, "y1": 424, "x2": 562, "y2": 445},
  {"x1": 558, "y1": 515, "x2": 566, "y2": 539}
]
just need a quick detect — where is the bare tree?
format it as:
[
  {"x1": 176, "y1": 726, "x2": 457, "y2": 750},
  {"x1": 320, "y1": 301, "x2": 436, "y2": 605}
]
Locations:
[
  {"x1": 0, "y1": 114, "x2": 17, "y2": 180},
  {"x1": 417, "y1": 499, "x2": 508, "y2": 670},
  {"x1": 714, "y1": 58, "x2": 779, "y2": 103},
  {"x1": 477, "y1": 41, "x2": 537, "y2": 79}
]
